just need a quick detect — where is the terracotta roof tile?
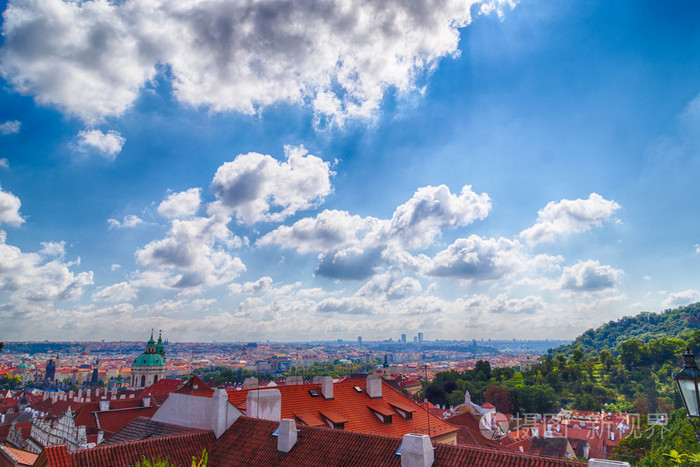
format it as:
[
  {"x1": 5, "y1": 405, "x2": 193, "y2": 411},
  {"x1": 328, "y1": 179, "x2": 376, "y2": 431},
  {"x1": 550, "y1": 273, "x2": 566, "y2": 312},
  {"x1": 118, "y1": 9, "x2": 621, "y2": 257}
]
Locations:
[
  {"x1": 225, "y1": 377, "x2": 458, "y2": 440},
  {"x1": 0, "y1": 444, "x2": 39, "y2": 466},
  {"x1": 39, "y1": 431, "x2": 215, "y2": 467},
  {"x1": 209, "y1": 416, "x2": 587, "y2": 467},
  {"x1": 102, "y1": 417, "x2": 208, "y2": 445}
]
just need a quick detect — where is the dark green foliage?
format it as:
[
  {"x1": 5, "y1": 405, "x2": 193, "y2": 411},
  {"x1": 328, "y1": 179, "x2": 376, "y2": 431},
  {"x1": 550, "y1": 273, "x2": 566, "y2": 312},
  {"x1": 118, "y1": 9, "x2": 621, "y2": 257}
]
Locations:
[
  {"x1": 549, "y1": 303, "x2": 700, "y2": 357},
  {"x1": 614, "y1": 410, "x2": 700, "y2": 466}
]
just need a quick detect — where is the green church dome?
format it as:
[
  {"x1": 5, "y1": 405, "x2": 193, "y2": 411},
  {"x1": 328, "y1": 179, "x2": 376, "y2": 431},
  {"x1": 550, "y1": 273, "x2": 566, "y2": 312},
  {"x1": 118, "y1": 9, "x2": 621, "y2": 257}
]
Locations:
[
  {"x1": 132, "y1": 352, "x2": 166, "y2": 367},
  {"x1": 132, "y1": 330, "x2": 166, "y2": 368}
]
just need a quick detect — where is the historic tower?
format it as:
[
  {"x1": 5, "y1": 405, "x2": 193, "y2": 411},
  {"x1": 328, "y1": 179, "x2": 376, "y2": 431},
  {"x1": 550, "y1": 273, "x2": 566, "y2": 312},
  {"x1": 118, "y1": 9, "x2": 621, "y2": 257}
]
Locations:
[{"x1": 130, "y1": 330, "x2": 166, "y2": 390}]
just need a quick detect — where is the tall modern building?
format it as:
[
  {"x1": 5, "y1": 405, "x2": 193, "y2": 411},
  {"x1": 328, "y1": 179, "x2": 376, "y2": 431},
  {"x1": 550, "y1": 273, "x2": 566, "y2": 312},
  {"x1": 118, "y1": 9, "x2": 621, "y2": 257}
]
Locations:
[
  {"x1": 357, "y1": 336, "x2": 362, "y2": 348},
  {"x1": 418, "y1": 332, "x2": 424, "y2": 344},
  {"x1": 401, "y1": 334, "x2": 406, "y2": 343}
]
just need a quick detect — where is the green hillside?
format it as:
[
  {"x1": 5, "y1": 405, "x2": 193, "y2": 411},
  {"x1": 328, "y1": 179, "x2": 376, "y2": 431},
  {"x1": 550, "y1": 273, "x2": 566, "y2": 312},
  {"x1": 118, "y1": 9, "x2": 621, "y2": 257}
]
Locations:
[{"x1": 548, "y1": 302, "x2": 700, "y2": 357}]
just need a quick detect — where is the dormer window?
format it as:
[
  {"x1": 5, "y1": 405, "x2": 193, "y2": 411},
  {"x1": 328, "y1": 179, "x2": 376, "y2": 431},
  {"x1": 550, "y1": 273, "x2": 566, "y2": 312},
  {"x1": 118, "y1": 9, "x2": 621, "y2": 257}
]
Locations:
[{"x1": 367, "y1": 404, "x2": 394, "y2": 425}]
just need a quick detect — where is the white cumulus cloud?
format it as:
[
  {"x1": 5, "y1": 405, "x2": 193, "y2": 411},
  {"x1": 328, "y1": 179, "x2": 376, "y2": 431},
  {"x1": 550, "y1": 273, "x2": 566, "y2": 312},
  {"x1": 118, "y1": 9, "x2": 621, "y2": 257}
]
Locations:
[
  {"x1": 158, "y1": 188, "x2": 201, "y2": 219},
  {"x1": 259, "y1": 184, "x2": 490, "y2": 280},
  {"x1": 560, "y1": 260, "x2": 622, "y2": 292},
  {"x1": 0, "y1": 185, "x2": 24, "y2": 226},
  {"x1": 661, "y1": 289, "x2": 699, "y2": 309},
  {"x1": 422, "y1": 235, "x2": 523, "y2": 281},
  {"x1": 0, "y1": 0, "x2": 515, "y2": 125},
  {"x1": 520, "y1": 193, "x2": 620, "y2": 245},
  {"x1": 77, "y1": 129, "x2": 125, "y2": 159},
  {"x1": 107, "y1": 214, "x2": 143, "y2": 229},
  {"x1": 211, "y1": 146, "x2": 333, "y2": 224}
]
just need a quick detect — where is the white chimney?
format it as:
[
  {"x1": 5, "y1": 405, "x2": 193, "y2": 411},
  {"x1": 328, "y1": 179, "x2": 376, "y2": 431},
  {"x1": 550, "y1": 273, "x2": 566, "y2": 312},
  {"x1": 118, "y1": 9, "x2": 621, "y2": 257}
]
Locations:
[
  {"x1": 277, "y1": 419, "x2": 298, "y2": 453},
  {"x1": 0, "y1": 414, "x2": 4, "y2": 423},
  {"x1": 43, "y1": 392, "x2": 48, "y2": 401},
  {"x1": 99, "y1": 398, "x2": 110, "y2": 412},
  {"x1": 285, "y1": 376, "x2": 303, "y2": 386},
  {"x1": 401, "y1": 433, "x2": 434, "y2": 467},
  {"x1": 77, "y1": 389, "x2": 82, "y2": 399},
  {"x1": 242, "y1": 377, "x2": 259, "y2": 390},
  {"x1": 588, "y1": 460, "x2": 630, "y2": 467},
  {"x1": 97, "y1": 430, "x2": 104, "y2": 444},
  {"x1": 319, "y1": 376, "x2": 333, "y2": 400},
  {"x1": 366, "y1": 375, "x2": 382, "y2": 399},
  {"x1": 246, "y1": 389, "x2": 281, "y2": 421},
  {"x1": 68, "y1": 390, "x2": 74, "y2": 399},
  {"x1": 142, "y1": 396, "x2": 151, "y2": 408},
  {"x1": 87, "y1": 388, "x2": 92, "y2": 398},
  {"x1": 211, "y1": 389, "x2": 229, "y2": 438}
]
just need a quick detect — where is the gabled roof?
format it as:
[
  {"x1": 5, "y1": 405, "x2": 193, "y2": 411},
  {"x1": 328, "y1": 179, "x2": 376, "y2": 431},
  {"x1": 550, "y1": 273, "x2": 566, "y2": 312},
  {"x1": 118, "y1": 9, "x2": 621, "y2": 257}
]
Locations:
[
  {"x1": 139, "y1": 378, "x2": 183, "y2": 400},
  {"x1": 0, "y1": 444, "x2": 38, "y2": 466},
  {"x1": 225, "y1": 377, "x2": 458, "y2": 440},
  {"x1": 444, "y1": 412, "x2": 503, "y2": 450},
  {"x1": 210, "y1": 416, "x2": 587, "y2": 467},
  {"x1": 102, "y1": 416, "x2": 207, "y2": 445},
  {"x1": 174, "y1": 375, "x2": 213, "y2": 396},
  {"x1": 35, "y1": 431, "x2": 215, "y2": 467},
  {"x1": 92, "y1": 406, "x2": 158, "y2": 437}
]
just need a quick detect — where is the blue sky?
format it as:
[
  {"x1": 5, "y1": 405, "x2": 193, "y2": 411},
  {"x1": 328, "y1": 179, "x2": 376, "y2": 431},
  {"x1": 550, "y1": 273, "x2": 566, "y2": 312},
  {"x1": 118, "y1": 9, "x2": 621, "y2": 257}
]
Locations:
[{"x1": 0, "y1": 0, "x2": 699, "y2": 342}]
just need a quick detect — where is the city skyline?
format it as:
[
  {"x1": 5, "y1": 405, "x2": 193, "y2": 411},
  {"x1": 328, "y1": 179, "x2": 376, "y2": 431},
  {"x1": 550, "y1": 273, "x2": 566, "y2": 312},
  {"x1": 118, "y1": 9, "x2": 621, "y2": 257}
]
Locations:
[{"x1": 0, "y1": 0, "x2": 699, "y2": 342}]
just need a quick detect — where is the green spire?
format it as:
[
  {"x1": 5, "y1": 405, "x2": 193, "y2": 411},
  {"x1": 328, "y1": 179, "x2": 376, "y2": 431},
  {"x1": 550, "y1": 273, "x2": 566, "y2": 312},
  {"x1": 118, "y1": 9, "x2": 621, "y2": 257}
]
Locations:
[{"x1": 156, "y1": 330, "x2": 165, "y2": 356}]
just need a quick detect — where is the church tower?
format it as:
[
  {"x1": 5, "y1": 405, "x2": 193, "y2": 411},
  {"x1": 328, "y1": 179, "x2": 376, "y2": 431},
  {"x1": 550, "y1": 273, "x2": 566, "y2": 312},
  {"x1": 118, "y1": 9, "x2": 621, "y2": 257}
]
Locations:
[{"x1": 130, "y1": 330, "x2": 166, "y2": 390}]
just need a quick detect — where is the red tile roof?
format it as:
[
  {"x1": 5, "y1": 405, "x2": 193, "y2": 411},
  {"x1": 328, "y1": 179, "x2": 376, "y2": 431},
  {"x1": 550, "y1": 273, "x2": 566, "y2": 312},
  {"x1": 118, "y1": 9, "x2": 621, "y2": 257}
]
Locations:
[
  {"x1": 36, "y1": 431, "x2": 215, "y2": 467},
  {"x1": 210, "y1": 416, "x2": 587, "y2": 467},
  {"x1": 0, "y1": 444, "x2": 38, "y2": 466},
  {"x1": 444, "y1": 412, "x2": 504, "y2": 450},
  {"x1": 174, "y1": 375, "x2": 213, "y2": 396},
  {"x1": 102, "y1": 417, "x2": 208, "y2": 445},
  {"x1": 225, "y1": 377, "x2": 458, "y2": 440}
]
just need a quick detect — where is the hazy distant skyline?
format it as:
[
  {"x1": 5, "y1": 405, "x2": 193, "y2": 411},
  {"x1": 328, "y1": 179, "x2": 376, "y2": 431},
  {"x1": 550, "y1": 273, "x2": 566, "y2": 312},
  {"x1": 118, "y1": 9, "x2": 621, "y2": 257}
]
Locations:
[{"x1": 0, "y1": 0, "x2": 699, "y2": 342}]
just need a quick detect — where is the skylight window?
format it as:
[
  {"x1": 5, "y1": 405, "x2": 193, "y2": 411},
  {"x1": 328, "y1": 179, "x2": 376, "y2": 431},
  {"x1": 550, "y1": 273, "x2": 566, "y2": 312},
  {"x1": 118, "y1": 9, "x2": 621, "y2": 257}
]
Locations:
[
  {"x1": 309, "y1": 389, "x2": 319, "y2": 397},
  {"x1": 354, "y1": 386, "x2": 362, "y2": 393}
]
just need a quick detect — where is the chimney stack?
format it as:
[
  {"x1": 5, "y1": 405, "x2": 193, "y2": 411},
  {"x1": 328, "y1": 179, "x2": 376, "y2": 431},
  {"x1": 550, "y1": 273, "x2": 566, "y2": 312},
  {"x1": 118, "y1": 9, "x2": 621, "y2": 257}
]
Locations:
[
  {"x1": 285, "y1": 376, "x2": 303, "y2": 386},
  {"x1": 319, "y1": 376, "x2": 333, "y2": 400},
  {"x1": 242, "y1": 377, "x2": 259, "y2": 390},
  {"x1": 99, "y1": 398, "x2": 110, "y2": 412},
  {"x1": 96, "y1": 430, "x2": 104, "y2": 445},
  {"x1": 277, "y1": 419, "x2": 298, "y2": 453},
  {"x1": 142, "y1": 395, "x2": 151, "y2": 408},
  {"x1": 366, "y1": 374, "x2": 382, "y2": 399},
  {"x1": 401, "y1": 433, "x2": 434, "y2": 467},
  {"x1": 246, "y1": 389, "x2": 281, "y2": 421}
]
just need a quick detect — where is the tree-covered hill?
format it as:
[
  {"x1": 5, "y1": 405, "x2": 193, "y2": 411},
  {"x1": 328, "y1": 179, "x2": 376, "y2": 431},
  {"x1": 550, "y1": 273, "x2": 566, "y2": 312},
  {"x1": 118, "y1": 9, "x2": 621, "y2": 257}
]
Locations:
[{"x1": 548, "y1": 303, "x2": 700, "y2": 357}]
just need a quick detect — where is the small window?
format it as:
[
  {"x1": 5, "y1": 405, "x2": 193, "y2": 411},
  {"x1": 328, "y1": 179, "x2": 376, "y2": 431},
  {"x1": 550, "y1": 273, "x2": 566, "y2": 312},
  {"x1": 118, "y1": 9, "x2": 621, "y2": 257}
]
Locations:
[
  {"x1": 272, "y1": 427, "x2": 279, "y2": 437},
  {"x1": 309, "y1": 389, "x2": 319, "y2": 397},
  {"x1": 354, "y1": 386, "x2": 362, "y2": 393}
]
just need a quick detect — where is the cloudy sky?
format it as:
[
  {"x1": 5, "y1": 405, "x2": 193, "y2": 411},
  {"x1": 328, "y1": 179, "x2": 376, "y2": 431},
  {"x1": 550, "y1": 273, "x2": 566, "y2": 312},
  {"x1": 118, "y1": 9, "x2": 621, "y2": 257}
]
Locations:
[{"x1": 0, "y1": 0, "x2": 699, "y2": 342}]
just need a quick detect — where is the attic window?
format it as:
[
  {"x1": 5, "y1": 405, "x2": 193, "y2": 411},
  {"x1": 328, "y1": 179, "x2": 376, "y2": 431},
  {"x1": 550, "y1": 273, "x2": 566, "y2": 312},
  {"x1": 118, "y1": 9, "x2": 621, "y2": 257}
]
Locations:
[
  {"x1": 368, "y1": 405, "x2": 394, "y2": 425},
  {"x1": 353, "y1": 386, "x2": 363, "y2": 393},
  {"x1": 272, "y1": 427, "x2": 279, "y2": 437},
  {"x1": 309, "y1": 389, "x2": 319, "y2": 397}
]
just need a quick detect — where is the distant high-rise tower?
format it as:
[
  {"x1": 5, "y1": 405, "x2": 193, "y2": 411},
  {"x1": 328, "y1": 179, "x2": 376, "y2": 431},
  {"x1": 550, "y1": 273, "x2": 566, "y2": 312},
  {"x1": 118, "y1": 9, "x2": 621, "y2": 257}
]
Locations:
[
  {"x1": 357, "y1": 336, "x2": 362, "y2": 348},
  {"x1": 418, "y1": 332, "x2": 424, "y2": 343},
  {"x1": 401, "y1": 334, "x2": 406, "y2": 343}
]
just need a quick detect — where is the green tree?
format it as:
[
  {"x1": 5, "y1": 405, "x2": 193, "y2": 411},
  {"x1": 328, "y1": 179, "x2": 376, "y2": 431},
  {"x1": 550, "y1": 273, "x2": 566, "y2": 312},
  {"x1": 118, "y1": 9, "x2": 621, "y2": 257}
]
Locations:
[
  {"x1": 446, "y1": 389, "x2": 465, "y2": 408},
  {"x1": 0, "y1": 375, "x2": 21, "y2": 390},
  {"x1": 615, "y1": 409, "x2": 699, "y2": 466},
  {"x1": 483, "y1": 385, "x2": 514, "y2": 415}
]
